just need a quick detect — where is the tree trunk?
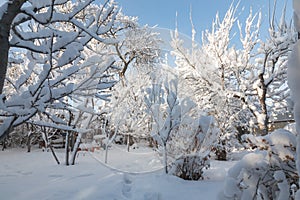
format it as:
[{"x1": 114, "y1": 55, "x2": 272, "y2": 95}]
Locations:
[
  {"x1": 49, "y1": 143, "x2": 60, "y2": 165},
  {"x1": 42, "y1": 128, "x2": 60, "y2": 164},
  {"x1": 65, "y1": 132, "x2": 70, "y2": 166},
  {"x1": 70, "y1": 133, "x2": 75, "y2": 151},
  {"x1": 1, "y1": 136, "x2": 7, "y2": 151},
  {"x1": 0, "y1": 0, "x2": 26, "y2": 94},
  {"x1": 163, "y1": 143, "x2": 168, "y2": 174},
  {"x1": 127, "y1": 134, "x2": 130, "y2": 152},
  {"x1": 258, "y1": 74, "x2": 269, "y2": 135},
  {"x1": 71, "y1": 133, "x2": 81, "y2": 165},
  {"x1": 26, "y1": 132, "x2": 32, "y2": 153},
  {"x1": 105, "y1": 143, "x2": 109, "y2": 164}
]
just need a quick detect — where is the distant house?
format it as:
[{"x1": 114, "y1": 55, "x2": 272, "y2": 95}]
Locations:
[{"x1": 268, "y1": 112, "x2": 295, "y2": 132}]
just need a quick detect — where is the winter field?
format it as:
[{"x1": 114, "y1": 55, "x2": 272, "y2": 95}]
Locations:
[{"x1": 0, "y1": 147, "x2": 236, "y2": 200}]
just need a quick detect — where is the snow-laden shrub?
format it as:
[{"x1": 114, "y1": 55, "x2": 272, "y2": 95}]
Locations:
[
  {"x1": 219, "y1": 129, "x2": 298, "y2": 200},
  {"x1": 167, "y1": 115, "x2": 218, "y2": 157},
  {"x1": 166, "y1": 115, "x2": 218, "y2": 179},
  {"x1": 169, "y1": 154, "x2": 210, "y2": 180}
]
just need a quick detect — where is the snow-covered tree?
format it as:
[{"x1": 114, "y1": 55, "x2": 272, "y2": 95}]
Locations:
[
  {"x1": 0, "y1": 0, "x2": 119, "y2": 143},
  {"x1": 108, "y1": 70, "x2": 152, "y2": 151},
  {"x1": 83, "y1": 12, "x2": 162, "y2": 154},
  {"x1": 248, "y1": 2, "x2": 296, "y2": 134},
  {"x1": 144, "y1": 76, "x2": 199, "y2": 173},
  {"x1": 171, "y1": 3, "x2": 295, "y2": 160},
  {"x1": 103, "y1": 12, "x2": 161, "y2": 78},
  {"x1": 171, "y1": 5, "x2": 258, "y2": 158}
]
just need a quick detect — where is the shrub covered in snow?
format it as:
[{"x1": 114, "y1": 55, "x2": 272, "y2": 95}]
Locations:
[
  {"x1": 219, "y1": 129, "x2": 298, "y2": 200},
  {"x1": 166, "y1": 115, "x2": 218, "y2": 180},
  {"x1": 169, "y1": 154, "x2": 210, "y2": 181}
]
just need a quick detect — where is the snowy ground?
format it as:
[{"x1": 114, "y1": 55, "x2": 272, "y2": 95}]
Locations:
[
  {"x1": 0, "y1": 147, "x2": 236, "y2": 200},
  {"x1": 91, "y1": 144, "x2": 164, "y2": 173}
]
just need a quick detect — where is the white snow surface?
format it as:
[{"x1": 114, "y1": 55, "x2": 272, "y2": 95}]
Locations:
[{"x1": 0, "y1": 148, "x2": 236, "y2": 200}]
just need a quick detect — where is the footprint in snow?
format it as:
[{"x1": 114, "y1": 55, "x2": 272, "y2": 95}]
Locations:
[{"x1": 122, "y1": 174, "x2": 133, "y2": 198}]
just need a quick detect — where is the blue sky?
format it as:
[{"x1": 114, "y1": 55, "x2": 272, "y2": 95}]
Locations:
[{"x1": 116, "y1": 0, "x2": 293, "y2": 42}]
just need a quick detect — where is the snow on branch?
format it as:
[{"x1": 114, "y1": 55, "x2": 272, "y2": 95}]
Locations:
[{"x1": 0, "y1": 0, "x2": 119, "y2": 140}]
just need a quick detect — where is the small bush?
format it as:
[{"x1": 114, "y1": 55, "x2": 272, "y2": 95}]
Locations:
[{"x1": 170, "y1": 154, "x2": 210, "y2": 180}]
